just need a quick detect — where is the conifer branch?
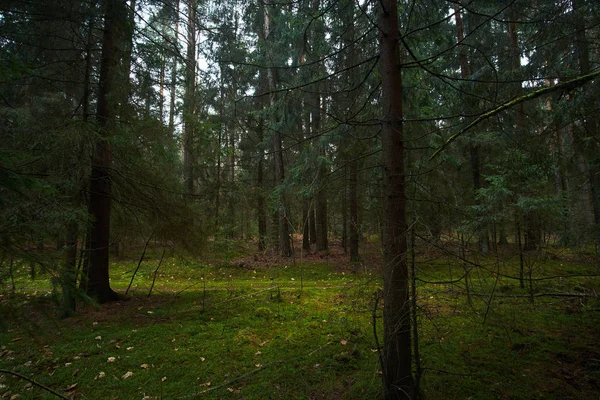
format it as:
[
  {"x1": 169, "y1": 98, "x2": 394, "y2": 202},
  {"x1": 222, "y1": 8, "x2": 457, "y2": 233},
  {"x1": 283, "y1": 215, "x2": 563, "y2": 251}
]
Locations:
[{"x1": 430, "y1": 69, "x2": 600, "y2": 160}]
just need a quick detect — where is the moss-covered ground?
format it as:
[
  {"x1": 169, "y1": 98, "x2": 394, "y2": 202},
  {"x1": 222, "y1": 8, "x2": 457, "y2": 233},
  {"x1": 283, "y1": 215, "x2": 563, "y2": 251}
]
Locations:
[{"x1": 1, "y1": 240, "x2": 599, "y2": 399}]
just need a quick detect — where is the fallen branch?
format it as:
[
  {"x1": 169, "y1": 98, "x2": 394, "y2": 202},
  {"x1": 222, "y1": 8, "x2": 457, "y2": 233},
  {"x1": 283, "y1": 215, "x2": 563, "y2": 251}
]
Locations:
[
  {"x1": 457, "y1": 291, "x2": 597, "y2": 299},
  {"x1": 177, "y1": 341, "x2": 332, "y2": 398},
  {"x1": 0, "y1": 369, "x2": 68, "y2": 399}
]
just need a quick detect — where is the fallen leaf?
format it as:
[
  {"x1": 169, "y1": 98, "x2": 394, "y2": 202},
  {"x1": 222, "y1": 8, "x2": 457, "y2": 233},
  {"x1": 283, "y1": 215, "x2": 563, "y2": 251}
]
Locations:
[
  {"x1": 199, "y1": 382, "x2": 211, "y2": 387},
  {"x1": 227, "y1": 388, "x2": 234, "y2": 393},
  {"x1": 254, "y1": 351, "x2": 261, "y2": 356},
  {"x1": 95, "y1": 336, "x2": 102, "y2": 340},
  {"x1": 72, "y1": 369, "x2": 79, "y2": 377},
  {"x1": 122, "y1": 371, "x2": 133, "y2": 379},
  {"x1": 66, "y1": 383, "x2": 78, "y2": 391},
  {"x1": 95, "y1": 372, "x2": 106, "y2": 380},
  {"x1": 10, "y1": 338, "x2": 21, "y2": 342},
  {"x1": 255, "y1": 364, "x2": 262, "y2": 368},
  {"x1": 200, "y1": 357, "x2": 205, "y2": 362},
  {"x1": 126, "y1": 347, "x2": 134, "y2": 351},
  {"x1": 107, "y1": 357, "x2": 116, "y2": 363},
  {"x1": 161, "y1": 377, "x2": 167, "y2": 382},
  {"x1": 64, "y1": 362, "x2": 72, "y2": 367},
  {"x1": 140, "y1": 364, "x2": 149, "y2": 369}
]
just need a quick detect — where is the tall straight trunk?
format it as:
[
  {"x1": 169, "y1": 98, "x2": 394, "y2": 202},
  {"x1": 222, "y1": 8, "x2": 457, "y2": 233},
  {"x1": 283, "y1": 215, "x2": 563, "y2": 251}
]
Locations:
[
  {"x1": 308, "y1": 0, "x2": 327, "y2": 253},
  {"x1": 62, "y1": 220, "x2": 78, "y2": 315},
  {"x1": 76, "y1": 12, "x2": 94, "y2": 298},
  {"x1": 342, "y1": 165, "x2": 348, "y2": 253},
  {"x1": 257, "y1": 149, "x2": 266, "y2": 250},
  {"x1": 85, "y1": 0, "x2": 127, "y2": 303},
  {"x1": 314, "y1": 92, "x2": 328, "y2": 252},
  {"x1": 122, "y1": 0, "x2": 136, "y2": 105},
  {"x1": 264, "y1": 2, "x2": 291, "y2": 257},
  {"x1": 168, "y1": 0, "x2": 179, "y2": 135},
  {"x1": 341, "y1": 0, "x2": 359, "y2": 261},
  {"x1": 216, "y1": 71, "x2": 224, "y2": 230},
  {"x1": 456, "y1": 4, "x2": 487, "y2": 254},
  {"x1": 310, "y1": 203, "x2": 317, "y2": 244},
  {"x1": 508, "y1": 9, "x2": 538, "y2": 251},
  {"x1": 183, "y1": 0, "x2": 196, "y2": 194},
  {"x1": 302, "y1": 199, "x2": 310, "y2": 250},
  {"x1": 82, "y1": 12, "x2": 95, "y2": 121},
  {"x1": 573, "y1": 0, "x2": 600, "y2": 253},
  {"x1": 228, "y1": 65, "x2": 237, "y2": 238},
  {"x1": 349, "y1": 158, "x2": 359, "y2": 261},
  {"x1": 316, "y1": 182, "x2": 328, "y2": 251},
  {"x1": 256, "y1": 68, "x2": 268, "y2": 251},
  {"x1": 159, "y1": 49, "x2": 165, "y2": 123},
  {"x1": 379, "y1": 1, "x2": 413, "y2": 398}
]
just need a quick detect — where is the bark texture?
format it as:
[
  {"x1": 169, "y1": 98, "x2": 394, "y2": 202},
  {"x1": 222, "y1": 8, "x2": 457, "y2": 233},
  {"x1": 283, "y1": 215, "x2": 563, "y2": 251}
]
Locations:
[{"x1": 379, "y1": 1, "x2": 414, "y2": 398}]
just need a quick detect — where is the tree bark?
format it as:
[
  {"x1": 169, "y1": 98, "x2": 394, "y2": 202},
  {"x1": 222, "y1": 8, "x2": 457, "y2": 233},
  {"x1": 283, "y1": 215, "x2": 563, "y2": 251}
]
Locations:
[
  {"x1": 264, "y1": 2, "x2": 291, "y2": 257},
  {"x1": 379, "y1": 1, "x2": 414, "y2": 398},
  {"x1": 572, "y1": 0, "x2": 600, "y2": 253},
  {"x1": 456, "y1": 4, "x2": 488, "y2": 254},
  {"x1": 257, "y1": 71, "x2": 268, "y2": 251},
  {"x1": 508, "y1": 8, "x2": 539, "y2": 251},
  {"x1": 85, "y1": 0, "x2": 127, "y2": 303},
  {"x1": 183, "y1": 0, "x2": 196, "y2": 194},
  {"x1": 313, "y1": 93, "x2": 328, "y2": 252},
  {"x1": 168, "y1": 0, "x2": 179, "y2": 135},
  {"x1": 349, "y1": 158, "x2": 360, "y2": 261},
  {"x1": 310, "y1": 203, "x2": 317, "y2": 244}
]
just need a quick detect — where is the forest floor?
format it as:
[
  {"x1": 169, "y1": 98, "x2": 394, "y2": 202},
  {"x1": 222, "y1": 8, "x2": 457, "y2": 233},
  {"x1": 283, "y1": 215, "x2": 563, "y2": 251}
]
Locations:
[{"x1": 0, "y1": 239, "x2": 599, "y2": 399}]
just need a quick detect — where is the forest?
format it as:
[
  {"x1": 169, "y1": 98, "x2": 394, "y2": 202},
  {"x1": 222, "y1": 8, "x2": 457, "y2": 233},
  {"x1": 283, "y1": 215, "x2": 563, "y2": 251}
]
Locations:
[{"x1": 0, "y1": 0, "x2": 599, "y2": 398}]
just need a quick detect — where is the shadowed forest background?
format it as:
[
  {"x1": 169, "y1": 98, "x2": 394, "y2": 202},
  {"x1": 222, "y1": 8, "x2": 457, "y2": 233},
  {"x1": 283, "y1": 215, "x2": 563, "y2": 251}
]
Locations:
[{"x1": 0, "y1": 0, "x2": 599, "y2": 398}]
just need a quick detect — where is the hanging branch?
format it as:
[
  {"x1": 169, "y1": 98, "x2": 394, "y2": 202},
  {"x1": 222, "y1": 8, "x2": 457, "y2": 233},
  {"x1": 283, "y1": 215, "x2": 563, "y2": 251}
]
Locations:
[
  {"x1": 430, "y1": 68, "x2": 600, "y2": 159},
  {"x1": 125, "y1": 230, "x2": 154, "y2": 296}
]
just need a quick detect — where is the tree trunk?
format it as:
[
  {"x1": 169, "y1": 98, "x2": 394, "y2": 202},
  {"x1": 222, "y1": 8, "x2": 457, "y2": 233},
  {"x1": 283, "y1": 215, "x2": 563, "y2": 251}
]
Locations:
[
  {"x1": 310, "y1": 203, "x2": 317, "y2": 244},
  {"x1": 62, "y1": 220, "x2": 78, "y2": 315},
  {"x1": 168, "y1": 0, "x2": 179, "y2": 135},
  {"x1": 379, "y1": 1, "x2": 414, "y2": 398},
  {"x1": 183, "y1": 0, "x2": 196, "y2": 194},
  {"x1": 572, "y1": 0, "x2": 600, "y2": 253},
  {"x1": 264, "y1": 2, "x2": 291, "y2": 257},
  {"x1": 85, "y1": 0, "x2": 126, "y2": 303},
  {"x1": 257, "y1": 71, "x2": 267, "y2": 251},
  {"x1": 349, "y1": 158, "x2": 360, "y2": 261},
  {"x1": 314, "y1": 93, "x2": 328, "y2": 252},
  {"x1": 302, "y1": 199, "x2": 311, "y2": 251},
  {"x1": 508, "y1": 9, "x2": 539, "y2": 252},
  {"x1": 456, "y1": 5, "x2": 488, "y2": 255},
  {"x1": 342, "y1": 164, "x2": 348, "y2": 253}
]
